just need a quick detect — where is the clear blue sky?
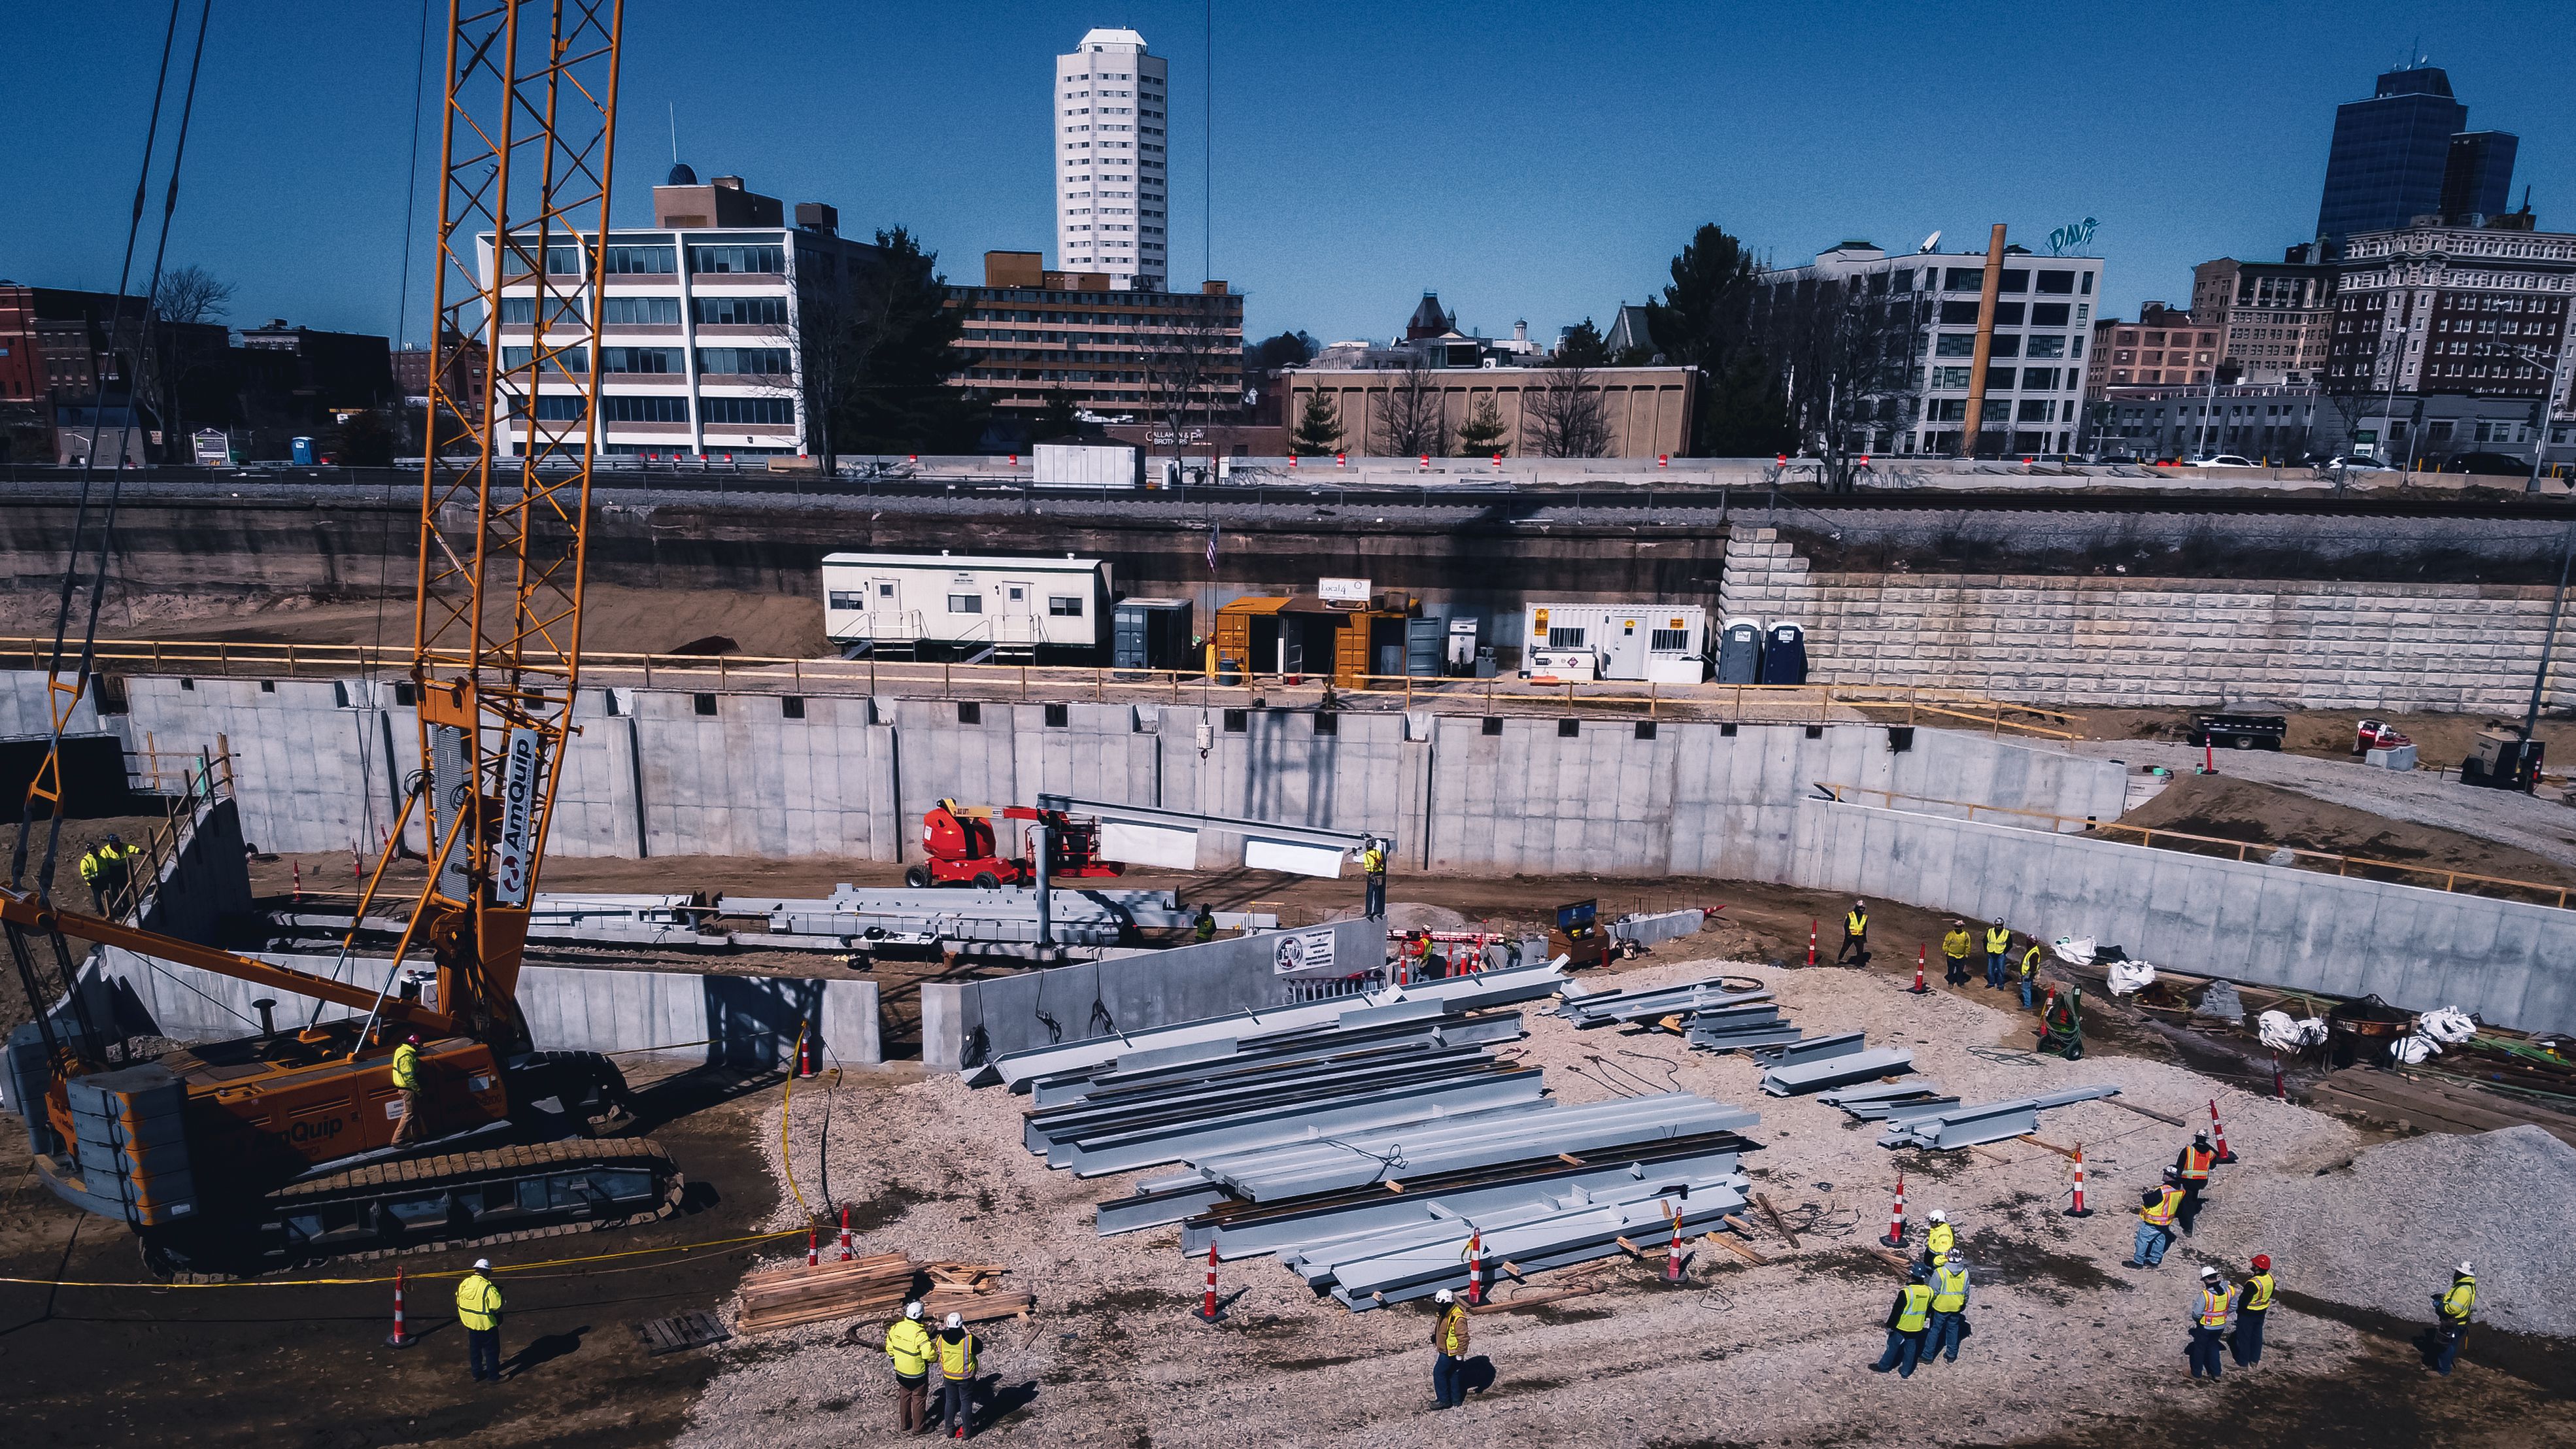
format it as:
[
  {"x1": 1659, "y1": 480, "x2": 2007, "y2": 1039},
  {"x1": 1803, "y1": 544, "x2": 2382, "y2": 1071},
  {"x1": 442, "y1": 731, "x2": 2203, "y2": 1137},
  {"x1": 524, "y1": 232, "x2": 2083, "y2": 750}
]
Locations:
[{"x1": 5, "y1": 1, "x2": 2570, "y2": 350}]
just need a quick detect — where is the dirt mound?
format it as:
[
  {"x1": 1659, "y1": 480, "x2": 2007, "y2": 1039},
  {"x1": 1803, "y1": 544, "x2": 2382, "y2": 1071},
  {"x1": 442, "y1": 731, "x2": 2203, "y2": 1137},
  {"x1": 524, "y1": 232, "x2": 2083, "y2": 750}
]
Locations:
[
  {"x1": 2203, "y1": 1124, "x2": 2576, "y2": 1338},
  {"x1": 2116, "y1": 773, "x2": 2576, "y2": 893}
]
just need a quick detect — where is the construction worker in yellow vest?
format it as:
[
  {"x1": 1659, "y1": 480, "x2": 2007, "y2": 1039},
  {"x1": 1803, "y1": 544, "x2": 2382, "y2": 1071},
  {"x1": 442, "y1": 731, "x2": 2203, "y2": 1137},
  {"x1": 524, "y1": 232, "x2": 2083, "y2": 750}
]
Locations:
[
  {"x1": 1927, "y1": 1250, "x2": 1973, "y2": 1363},
  {"x1": 2018, "y1": 938, "x2": 2044, "y2": 1011},
  {"x1": 885, "y1": 1301, "x2": 934, "y2": 1433},
  {"x1": 456, "y1": 1258, "x2": 504, "y2": 1382},
  {"x1": 1430, "y1": 1286, "x2": 1472, "y2": 1410},
  {"x1": 2128, "y1": 1168, "x2": 2186, "y2": 1267},
  {"x1": 388, "y1": 1032, "x2": 426, "y2": 1146},
  {"x1": 2231, "y1": 1254, "x2": 2275, "y2": 1367},
  {"x1": 2186, "y1": 1265, "x2": 2236, "y2": 1379},
  {"x1": 1869, "y1": 1262, "x2": 1936, "y2": 1378},
  {"x1": 1982, "y1": 919, "x2": 2013, "y2": 989},
  {"x1": 1922, "y1": 1208, "x2": 1955, "y2": 1267},
  {"x1": 934, "y1": 1311, "x2": 977, "y2": 1437},
  {"x1": 1940, "y1": 920, "x2": 1973, "y2": 985},
  {"x1": 78, "y1": 834, "x2": 139, "y2": 913},
  {"x1": 2172, "y1": 1131, "x2": 2218, "y2": 1235},
  {"x1": 1360, "y1": 838, "x2": 1387, "y2": 919},
  {"x1": 2432, "y1": 1263, "x2": 2477, "y2": 1375},
  {"x1": 1835, "y1": 900, "x2": 1869, "y2": 965}
]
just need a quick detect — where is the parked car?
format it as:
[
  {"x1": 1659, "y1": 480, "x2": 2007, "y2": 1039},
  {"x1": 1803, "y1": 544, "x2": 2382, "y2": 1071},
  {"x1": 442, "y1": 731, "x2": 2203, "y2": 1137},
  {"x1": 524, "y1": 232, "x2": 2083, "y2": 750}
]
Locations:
[
  {"x1": 2437, "y1": 451, "x2": 2530, "y2": 477},
  {"x1": 2318, "y1": 454, "x2": 2395, "y2": 471},
  {"x1": 2189, "y1": 454, "x2": 2257, "y2": 468}
]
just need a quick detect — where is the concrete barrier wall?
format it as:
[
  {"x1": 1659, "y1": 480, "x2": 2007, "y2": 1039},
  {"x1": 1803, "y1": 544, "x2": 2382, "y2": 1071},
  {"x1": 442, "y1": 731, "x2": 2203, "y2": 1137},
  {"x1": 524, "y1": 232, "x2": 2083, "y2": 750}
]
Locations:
[
  {"x1": 917, "y1": 918, "x2": 1387, "y2": 1070},
  {"x1": 1791, "y1": 799, "x2": 2575, "y2": 1034},
  {"x1": 0, "y1": 670, "x2": 2121, "y2": 875},
  {"x1": 79, "y1": 949, "x2": 881, "y2": 1065}
]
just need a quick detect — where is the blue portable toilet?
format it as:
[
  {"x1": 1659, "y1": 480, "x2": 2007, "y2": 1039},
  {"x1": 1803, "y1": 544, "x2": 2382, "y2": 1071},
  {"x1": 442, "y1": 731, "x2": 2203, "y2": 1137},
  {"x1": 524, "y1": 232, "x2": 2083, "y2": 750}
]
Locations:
[
  {"x1": 291, "y1": 435, "x2": 316, "y2": 466},
  {"x1": 1761, "y1": 621, "x2": 1808, "y2": 685},
  {"x1": 1716, "y1": 619, "x2": 1762, "y2": 683}
]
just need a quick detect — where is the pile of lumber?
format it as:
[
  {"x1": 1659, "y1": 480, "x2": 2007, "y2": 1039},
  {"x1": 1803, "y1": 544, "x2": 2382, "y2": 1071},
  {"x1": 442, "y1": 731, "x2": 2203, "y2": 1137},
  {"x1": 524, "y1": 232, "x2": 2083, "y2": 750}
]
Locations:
[{"x1": 735, "y1": 1253, "x2": 1032, "y2": 1335}]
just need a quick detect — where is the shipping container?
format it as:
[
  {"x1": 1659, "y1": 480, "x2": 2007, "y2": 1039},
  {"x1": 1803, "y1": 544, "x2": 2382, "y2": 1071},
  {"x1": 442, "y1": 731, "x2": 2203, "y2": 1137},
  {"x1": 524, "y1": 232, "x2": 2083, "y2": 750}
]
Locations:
[
  {"x1": 1111, "y1": 598, "x2": 1193, "y2": 670},
  {"x1": 1032, "y1": 438, "x2": 1140, "y2": 488}
]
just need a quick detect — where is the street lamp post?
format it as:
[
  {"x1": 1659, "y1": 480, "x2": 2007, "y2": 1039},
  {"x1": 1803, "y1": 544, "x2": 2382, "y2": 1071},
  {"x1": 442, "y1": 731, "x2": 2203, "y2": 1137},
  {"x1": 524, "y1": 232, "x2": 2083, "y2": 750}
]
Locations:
[{"x1": 2495, "y1": 339, "x2": 2574, "y2": 495}]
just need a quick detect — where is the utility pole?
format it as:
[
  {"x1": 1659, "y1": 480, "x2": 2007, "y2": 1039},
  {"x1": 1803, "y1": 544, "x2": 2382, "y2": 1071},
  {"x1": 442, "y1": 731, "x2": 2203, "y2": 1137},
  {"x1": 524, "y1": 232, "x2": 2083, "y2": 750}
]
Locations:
[{"x1": 2499, "y1": 339, "x2": 2574, "y2": 494}]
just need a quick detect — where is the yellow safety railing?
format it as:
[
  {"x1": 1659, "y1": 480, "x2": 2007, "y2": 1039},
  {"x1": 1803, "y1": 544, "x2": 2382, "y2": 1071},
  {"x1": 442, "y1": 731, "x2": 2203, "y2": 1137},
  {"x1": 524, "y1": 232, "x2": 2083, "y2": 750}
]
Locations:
[
  {"x1": 0, "y1": 636, "x2": 2085, "y2": 738},
  {"x1": 1812, "y1": 781, "x2": 2575, "y2": 910}
]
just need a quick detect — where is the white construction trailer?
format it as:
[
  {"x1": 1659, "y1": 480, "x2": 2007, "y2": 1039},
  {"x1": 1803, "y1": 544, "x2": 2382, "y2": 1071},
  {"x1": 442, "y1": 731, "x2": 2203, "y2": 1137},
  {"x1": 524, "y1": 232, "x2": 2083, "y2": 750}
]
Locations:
[
  {"x1": 1521, "y1": 602, "x2": 1709, "y2": 683},
  {"x1": 821, "y1": 551, "x2": 1113, "y2": 659}
]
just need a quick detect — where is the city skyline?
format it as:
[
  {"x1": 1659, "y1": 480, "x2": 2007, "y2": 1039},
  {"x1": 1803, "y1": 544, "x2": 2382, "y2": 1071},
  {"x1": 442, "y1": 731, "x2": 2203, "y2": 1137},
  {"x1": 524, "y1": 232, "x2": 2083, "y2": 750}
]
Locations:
[{"x1": 5, "y1": 1, "x2": 2573, "y2": 351}]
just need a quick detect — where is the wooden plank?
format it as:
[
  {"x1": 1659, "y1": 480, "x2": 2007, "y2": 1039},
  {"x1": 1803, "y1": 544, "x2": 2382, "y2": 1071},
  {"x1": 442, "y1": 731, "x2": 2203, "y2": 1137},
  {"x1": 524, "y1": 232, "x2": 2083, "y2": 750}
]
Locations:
[
  {"x1": 2107, "y1": 1099, "x2": 2189, "y2": 1128},
  {"x1": 1704, "y1": 1231, "x2": 1768, "y2": 1265},
  {"x1": 1470, "y1": 1285, "x2": 1599, "y2": 1315},
  {"x1": 2017, "y1": 1135, "x2": 2079, "y2": 1159},
  {"x1": 1866, "y1": 1246, "x2": 1912, "y2": 1276},
  {"x1": 1753, "y1": 1191, "x2": 1801, "y2": 1248}
]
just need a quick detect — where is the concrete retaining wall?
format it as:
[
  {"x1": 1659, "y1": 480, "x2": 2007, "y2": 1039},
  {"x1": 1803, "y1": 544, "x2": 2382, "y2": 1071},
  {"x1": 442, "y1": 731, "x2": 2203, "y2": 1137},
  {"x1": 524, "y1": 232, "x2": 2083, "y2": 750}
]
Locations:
[
  {"x1": 917, "y1": 918, "x2": 1387, "y2": 1070},
  {"x1": 0, "y1": 670, "x2": 2121, "y2": 878},
  {"x1": 1721, "y1": 526, "x2": 2576, "y2": 711},
  {"x1": 78, "y1": 949, "x2": 881, "y2": 1066},
  {"x1": 1792, "y1": 799, "x2": 2575, "y2": 1034}
]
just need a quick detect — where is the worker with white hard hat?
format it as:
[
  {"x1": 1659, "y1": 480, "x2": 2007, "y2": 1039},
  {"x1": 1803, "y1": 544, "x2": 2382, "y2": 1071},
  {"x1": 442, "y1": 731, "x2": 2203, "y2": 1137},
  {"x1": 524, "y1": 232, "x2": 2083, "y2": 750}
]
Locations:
[
  {"x1": 1923, "y1": 1208, "x2": 1955, "y2": 1266},
  {"x1": 935, "y1": 1310, "x2": 978, "y2": 1437},
  {"x1": 1836, "y1": 900, "x2": 1871, "y2": 966},
  {"x1": 1430, "y1": 1287, "x2": 1472, "y2": 1410},
  {"x1": 456, "y1": 1258, "x2": 503, "y2": 1383},
  {"x1": 2433, "y1": 1263, "x2": 2478, "y2": 1375},
  {"x1": 2187, "y1": 1265, "x2": 2237, "y2": 1380},
  {"x1": 885, "y1": 1299, "x2": 935, "y2": 1433}
]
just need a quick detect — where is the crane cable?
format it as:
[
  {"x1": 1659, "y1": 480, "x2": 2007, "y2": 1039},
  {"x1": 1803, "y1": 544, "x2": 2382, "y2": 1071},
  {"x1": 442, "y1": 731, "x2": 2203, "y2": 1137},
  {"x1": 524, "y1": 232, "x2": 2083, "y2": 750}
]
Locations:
[{"x1": 7, "y1": 0, "x2": 182, "y2": 893}]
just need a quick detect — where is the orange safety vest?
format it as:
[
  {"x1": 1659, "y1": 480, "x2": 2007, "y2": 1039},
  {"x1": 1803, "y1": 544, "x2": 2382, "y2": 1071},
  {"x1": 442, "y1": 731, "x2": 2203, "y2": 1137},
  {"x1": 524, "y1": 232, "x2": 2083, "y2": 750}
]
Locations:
[
  {"x1": 2180, "y1": 1146, "x2": 2215, "y2": 1183},
  {"x1": 2141, "y1": 1187, "x2": 2184, "y2": 1227},
  {"x1": 2197, "y1": 1286, "x2": 2233, "y2": 1329}
]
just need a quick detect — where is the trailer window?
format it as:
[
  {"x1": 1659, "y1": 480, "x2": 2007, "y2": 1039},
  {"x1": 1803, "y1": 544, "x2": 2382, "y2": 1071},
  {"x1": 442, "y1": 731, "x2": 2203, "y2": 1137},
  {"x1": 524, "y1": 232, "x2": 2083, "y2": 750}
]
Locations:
[
  {"x1": 1048, "y1": 596, "x2": 1084, "y2": 616},
  {"x1": 828, "y1": 591, "x2": 864, "y2": 609},
  {"x1": 948, "y1": 594, "x2": 981, "y2": 613},
  {"x1": 1650, "y1": 628, "x2": 1690, "y2": 651},
  {"x1": 1546, "y1": 626, "x2": 1586, "y2": 647}
]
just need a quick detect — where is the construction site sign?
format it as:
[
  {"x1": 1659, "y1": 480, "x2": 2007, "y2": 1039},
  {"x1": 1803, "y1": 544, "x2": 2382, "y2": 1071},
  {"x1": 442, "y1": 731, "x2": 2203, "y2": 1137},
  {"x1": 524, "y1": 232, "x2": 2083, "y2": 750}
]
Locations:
[
  {"x1": 1272, "y1": 927, "x2": 1336, "y2": 976},
  {"x1": 493, "y1": 726, "x2": 543, "y2": 906}
]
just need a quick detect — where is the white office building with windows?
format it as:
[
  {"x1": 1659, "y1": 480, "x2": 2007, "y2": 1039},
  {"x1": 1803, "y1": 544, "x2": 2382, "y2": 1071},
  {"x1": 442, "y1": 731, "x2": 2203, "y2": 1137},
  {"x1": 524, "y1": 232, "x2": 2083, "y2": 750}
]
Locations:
[
  {"x1": 479, "y1": 167, "x2": 883, "y2": 460},
  {"x1": 1755, "y1": 240, "x2": 2106, "y2": 456},
  {"x1": 1054, "y1": 27, "x2": 1168, "y2": 291}
]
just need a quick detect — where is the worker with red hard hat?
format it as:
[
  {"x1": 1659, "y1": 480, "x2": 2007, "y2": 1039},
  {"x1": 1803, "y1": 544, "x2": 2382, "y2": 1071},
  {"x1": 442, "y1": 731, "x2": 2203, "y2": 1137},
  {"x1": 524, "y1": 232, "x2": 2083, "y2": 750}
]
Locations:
[{"x1": 2231, "y1": 1255, "x2": 2275, "y2": 1367}]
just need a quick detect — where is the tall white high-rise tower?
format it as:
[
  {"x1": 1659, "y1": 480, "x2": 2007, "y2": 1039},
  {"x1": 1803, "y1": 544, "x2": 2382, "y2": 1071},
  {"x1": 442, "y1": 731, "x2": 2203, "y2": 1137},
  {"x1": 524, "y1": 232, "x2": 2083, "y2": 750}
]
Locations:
[{"x1": 1054, "y1": 27, "x2": 1168, "y2": 290}]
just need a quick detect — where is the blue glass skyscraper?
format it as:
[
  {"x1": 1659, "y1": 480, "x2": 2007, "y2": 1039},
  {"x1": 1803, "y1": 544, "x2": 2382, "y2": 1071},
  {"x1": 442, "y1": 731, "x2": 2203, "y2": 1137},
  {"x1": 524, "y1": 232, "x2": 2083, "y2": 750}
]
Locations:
[{"x1": 2311, "y1": 65, "x2": 2520, "y2": 250}]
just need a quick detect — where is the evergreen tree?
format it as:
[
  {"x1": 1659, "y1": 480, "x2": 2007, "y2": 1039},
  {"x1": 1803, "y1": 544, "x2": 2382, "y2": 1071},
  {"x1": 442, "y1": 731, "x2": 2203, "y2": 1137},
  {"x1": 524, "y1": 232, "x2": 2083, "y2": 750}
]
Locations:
[
  {"x1": 1291, "y1": 390, "x2": 1344, "y2": 454},
  {"x1": 1455, "y1": 394, "x2": 1508, "y2": 456},
  {"x1": 1554, "y1": 318, "x2": 1610, "y2": 367},
  {"x1": 1645, "y1": 222, "x2": 1791, "y2": 456}
]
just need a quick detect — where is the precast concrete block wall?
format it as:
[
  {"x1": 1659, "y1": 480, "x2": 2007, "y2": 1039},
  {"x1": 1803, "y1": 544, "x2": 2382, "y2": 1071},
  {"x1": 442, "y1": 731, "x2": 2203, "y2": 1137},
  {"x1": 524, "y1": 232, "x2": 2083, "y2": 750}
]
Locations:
[
  {"x1": 1793, "y1": 799, "x2": 2575, "y2": 1034},
  {"x1": 1720, "y1": 526, "x2": 2576, "y2": 712},
  {"x1": 917, "y1": 918, "x2": 1387, "y2": 1070},
  {"x1": 76, "y1": 949, "x2": 881, "y2": 1065}
]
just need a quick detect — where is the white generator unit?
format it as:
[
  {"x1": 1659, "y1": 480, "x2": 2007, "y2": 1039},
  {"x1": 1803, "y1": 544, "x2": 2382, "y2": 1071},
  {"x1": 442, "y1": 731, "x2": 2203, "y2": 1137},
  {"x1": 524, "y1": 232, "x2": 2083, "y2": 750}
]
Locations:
[
  {"x1": 821, "y1": 551, "x2": 1112, "y2": 655},
  {"x1": 1524, "y1": 645, "x2": 1598, "y2": 680},
  {"x1": 1524, "y1": 602, "x2": 1708, "y2": 683}
]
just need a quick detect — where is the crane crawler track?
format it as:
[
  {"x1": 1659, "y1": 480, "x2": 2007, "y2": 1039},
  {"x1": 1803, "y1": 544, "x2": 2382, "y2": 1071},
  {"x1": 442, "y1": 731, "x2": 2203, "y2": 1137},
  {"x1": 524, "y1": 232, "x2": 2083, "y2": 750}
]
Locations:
[{"x1": 158, "y1": 1138, "x2": 684, "y2": 1283}]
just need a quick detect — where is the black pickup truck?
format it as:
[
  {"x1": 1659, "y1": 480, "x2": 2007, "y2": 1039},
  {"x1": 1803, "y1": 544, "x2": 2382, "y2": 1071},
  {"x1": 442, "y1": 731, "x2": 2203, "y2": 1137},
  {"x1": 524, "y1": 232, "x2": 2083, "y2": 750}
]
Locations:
[{"x1": 2188, "y1": 712, "x2": 2288, "y2": 751}]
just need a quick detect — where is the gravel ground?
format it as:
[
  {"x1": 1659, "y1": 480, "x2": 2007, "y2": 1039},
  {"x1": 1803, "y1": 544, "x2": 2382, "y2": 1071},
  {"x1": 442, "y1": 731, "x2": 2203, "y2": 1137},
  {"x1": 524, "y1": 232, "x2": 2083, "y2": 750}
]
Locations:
[
  {"x1": 2193, "y1": 1124, "x2": 2576, "y2": 1338},
  {"x1": 2057, "y1": 738, "x2": 2576, "y2": 870},
  {"x1": 639, "y1": 943, "x2": 2576, "y2": 1447}
]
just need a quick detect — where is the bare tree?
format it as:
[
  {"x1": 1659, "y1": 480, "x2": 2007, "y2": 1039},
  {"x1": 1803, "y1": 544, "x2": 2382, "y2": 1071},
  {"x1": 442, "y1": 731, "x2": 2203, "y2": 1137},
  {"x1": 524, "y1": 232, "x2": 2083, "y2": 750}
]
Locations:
[
  {"x1": 1139, "y1": 289, "x2": 1238, "y2": 473},
  {"x1": 147, "y1": 264, "x2": 235, "y2": 452},
  {"x1": 1374, "y1": 357, "x2": 1451, "y2": 456},
  {"x1": 1520, "y1": 367, "x2": 1612, "y2": 458},
  {"x1": 1753, "y1": 276, "x2": 1925, "y2": 490}
]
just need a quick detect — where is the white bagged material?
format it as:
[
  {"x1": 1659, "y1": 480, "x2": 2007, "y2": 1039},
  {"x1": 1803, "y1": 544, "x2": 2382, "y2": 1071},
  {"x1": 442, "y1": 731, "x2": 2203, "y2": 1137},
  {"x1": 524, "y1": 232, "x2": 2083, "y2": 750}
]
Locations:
[
  {"x1": 2391, "y1": 1034, "x2": 2437, "y2": 1065},
  {"x1": 2106, "y1": 960, "x2": 2156, "y2": 996},
  {"x1": 2418, "y1": 1008, "x2": 2477, "y2": 1044},
  {"x1": 2050, "y1": 936, "x2": 2096, "y2": 966},
  {"x1": 2258, "y1": 1010, "x2": 2328, "y2": 1051}
]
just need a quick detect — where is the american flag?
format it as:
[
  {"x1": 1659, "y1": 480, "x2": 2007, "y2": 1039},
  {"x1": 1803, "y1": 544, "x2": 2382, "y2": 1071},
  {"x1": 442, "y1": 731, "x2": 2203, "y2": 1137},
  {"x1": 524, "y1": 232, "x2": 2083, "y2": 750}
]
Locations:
[{"x1": 1206, "y1": 519, "x2": 1219, "y2": 573}]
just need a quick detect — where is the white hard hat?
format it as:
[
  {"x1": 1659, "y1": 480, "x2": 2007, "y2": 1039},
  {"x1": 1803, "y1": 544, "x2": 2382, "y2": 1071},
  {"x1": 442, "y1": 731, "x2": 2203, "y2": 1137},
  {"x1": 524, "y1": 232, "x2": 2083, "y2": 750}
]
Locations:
[
  {"x1": 945, "y1": 1312, "x2": 964, "y2": 1329},
  {"x1": 905, "y1": 1301, "x2": 924, "y2": 1320},
  {"x1": 1928, "y1": 1210, "x2": 1946, "y2": 1223},
  {"x1": 472, "y1": 1258, "x2": 491, "y2": 1270},
  {"x1": 2199, "y1": 1265, "x2": 2220, "y2": 1278},
  {"x1": 2458, "y1": 1262, "x2": 2475, "y2": 1277},
  {"x1": 1435, "y1": 1288, "x2": 1455, "y2": 1304}
]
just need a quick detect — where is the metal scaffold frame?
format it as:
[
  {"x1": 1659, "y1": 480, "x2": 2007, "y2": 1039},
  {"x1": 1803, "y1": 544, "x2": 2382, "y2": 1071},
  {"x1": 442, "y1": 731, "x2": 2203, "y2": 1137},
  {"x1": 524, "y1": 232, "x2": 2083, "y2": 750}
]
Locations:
[{"x1": 407, "y1": 0, "x2": 624, "y2": 1035}]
